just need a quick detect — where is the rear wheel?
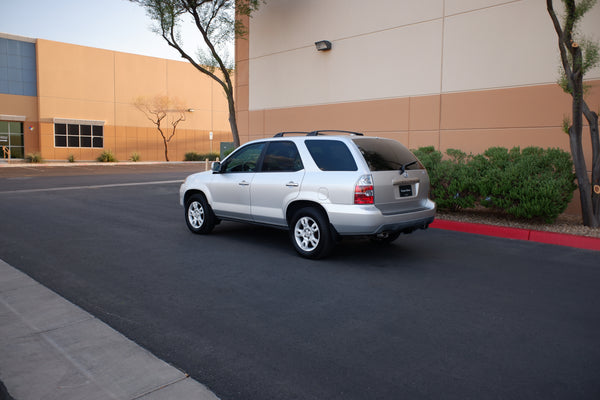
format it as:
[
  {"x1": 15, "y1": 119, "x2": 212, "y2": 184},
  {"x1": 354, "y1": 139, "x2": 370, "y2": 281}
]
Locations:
[
  {"x1": 289, "y1": 207, "x2": 334, "y2": 259},
  {"x1": 185, "y1": 194, "x2": 215, "y2": 234}
]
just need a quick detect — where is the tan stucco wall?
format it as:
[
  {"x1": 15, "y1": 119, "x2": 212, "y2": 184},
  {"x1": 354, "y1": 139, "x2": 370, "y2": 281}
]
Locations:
[{"x1": 246, "y1": 0, "x2": 600, "y2": 109}]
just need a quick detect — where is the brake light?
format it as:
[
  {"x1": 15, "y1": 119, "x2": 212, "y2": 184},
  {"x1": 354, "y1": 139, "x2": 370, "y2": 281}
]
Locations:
[{"x1": 354, "y1": 175, "x2": 374, "y2": 204}]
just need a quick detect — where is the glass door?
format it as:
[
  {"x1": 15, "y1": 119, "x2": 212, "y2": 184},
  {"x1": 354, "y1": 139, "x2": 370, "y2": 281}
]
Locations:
[{"x1": 0, "y1": 121, "x2": 24, "y2": 159}]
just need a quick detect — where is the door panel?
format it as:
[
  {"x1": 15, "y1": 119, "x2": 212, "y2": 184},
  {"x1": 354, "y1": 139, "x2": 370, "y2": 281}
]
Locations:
[
  {"x1": 251, "y1": 171, "x2": 305, "y2": 226},
  {"x1": 251, "y1": 141, "x2": 305, "y2": 226}
]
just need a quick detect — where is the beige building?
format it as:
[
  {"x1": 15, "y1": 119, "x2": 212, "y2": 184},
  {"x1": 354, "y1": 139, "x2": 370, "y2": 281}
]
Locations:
[
  {"x1": 235, "y1": 0, "x2": 600, "y2": 165},
  {"x1": 0, "y1": 33, "x2": 231, "y2": 162}
]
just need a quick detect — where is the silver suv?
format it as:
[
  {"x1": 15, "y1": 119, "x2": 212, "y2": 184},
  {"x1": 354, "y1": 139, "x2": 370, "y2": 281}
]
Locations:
[{"x1": 180, "y1": 131, "x2": 436, "y2": 258}]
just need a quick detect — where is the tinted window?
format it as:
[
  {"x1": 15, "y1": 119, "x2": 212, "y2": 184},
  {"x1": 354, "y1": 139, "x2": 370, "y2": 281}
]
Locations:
[
  {"x1": 223, "y1": 142, "x2": 265, "y2": 173},
  {"x1": 305, "y1": 140, "x2": 357, "y2": 171},
  {"x1": 352, "y1": 138, "x2": 422, "y2": 172},
  {"x1": 261, "y1": 141, "x2": 303, "y2": 172}
]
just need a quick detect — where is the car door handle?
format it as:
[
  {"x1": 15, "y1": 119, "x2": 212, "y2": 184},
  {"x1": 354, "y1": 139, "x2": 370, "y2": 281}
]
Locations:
[
  {"x1": 239, "y1": 180, "x2": 250, "y2": 186},
  {"x1": 286, "y1": 181, "x2": 299, "y2": 187}
]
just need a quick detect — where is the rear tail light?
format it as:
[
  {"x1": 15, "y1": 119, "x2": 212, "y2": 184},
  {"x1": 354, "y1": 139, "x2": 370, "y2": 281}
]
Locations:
[{"x1": 354, "y1": 175, "x2": 374, "y2": 204}]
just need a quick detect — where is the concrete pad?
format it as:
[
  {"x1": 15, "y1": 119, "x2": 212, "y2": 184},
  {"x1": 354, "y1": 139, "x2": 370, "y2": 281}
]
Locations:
[
  {"x1": 0, "y1": 282, "x2": 92, "y2": 336},
  {"x1": 0, "y1": 259, "x2": 221, "y2": 400},
  {"x1": 42, "y1": 318, "x2": 188, "y2": 399},
  {"x1": 0, "y1": 333, "x2": 110, "y2": 400}
]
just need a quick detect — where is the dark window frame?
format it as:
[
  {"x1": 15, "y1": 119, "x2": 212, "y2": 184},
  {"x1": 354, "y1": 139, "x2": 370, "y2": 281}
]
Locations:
[{"x1": 54, "y1": 121, "x2": 104, "y2": 149}]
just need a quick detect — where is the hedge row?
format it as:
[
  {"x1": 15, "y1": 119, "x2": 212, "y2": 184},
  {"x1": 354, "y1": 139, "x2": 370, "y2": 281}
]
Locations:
[
  {"x1": 412, "y1": 146, "x2": 577, "y2": 223},
  {"x1": 184, "y1": 152, "x2": 220, "y2": 161}
]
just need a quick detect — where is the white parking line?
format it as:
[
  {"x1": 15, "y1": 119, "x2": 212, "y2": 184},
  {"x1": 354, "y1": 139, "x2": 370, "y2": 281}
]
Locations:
[{"x1": 0, "y1": 180, "x2": 184, "y2": 194}]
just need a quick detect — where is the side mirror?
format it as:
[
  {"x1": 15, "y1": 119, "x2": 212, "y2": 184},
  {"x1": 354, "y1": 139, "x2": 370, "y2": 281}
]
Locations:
[{"x1": 211, "y1": 161, "x2": 221, "y2": 173}]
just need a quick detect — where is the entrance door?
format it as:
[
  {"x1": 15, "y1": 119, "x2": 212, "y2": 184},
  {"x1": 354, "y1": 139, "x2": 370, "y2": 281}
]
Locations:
[{"x1": 0, "y1": 121, "x2": 24, "y2": 159}]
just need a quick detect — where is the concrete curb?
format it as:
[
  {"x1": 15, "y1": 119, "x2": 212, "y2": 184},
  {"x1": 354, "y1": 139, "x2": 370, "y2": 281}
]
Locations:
[{"x1": 431, "y1": 219, "x2": 600, "y2": 251}]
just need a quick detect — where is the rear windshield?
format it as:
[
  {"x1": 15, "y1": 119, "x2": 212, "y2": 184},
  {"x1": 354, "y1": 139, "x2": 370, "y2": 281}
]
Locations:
[
  {"x1": 305, "y1": 140, "x2": 358, "y2": 171},
  {"x1": 352, "y1": 138, "x2": 422, "y2": 172}
]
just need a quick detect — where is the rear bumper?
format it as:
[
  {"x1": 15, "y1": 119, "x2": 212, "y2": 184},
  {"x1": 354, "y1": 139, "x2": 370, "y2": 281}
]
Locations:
[{"x1": 324, "y1": 200, "x2": 436, "y2": 235}]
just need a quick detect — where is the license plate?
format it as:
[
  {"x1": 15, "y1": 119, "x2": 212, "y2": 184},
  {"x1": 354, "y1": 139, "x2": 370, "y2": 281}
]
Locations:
[{"x1": 399, "y1": 185, "x2": 412, "y2": 197}]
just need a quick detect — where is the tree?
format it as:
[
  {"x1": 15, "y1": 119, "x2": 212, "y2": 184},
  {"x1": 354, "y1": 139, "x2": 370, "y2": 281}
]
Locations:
[
  {"x1": 547, "y1": 0, "x2": 600, "y2": 227},
  {"x1": 130, "y1": 0, "x2": 263, "y2": 148},
  {"x1": 134, "y1": 95, "x2": 188, "y2": 161}
]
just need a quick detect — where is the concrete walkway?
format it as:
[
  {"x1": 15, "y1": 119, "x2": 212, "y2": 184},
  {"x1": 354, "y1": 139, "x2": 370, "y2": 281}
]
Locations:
[{"x1": 0, "y1": 259, "x2": 219, "y2": 400}]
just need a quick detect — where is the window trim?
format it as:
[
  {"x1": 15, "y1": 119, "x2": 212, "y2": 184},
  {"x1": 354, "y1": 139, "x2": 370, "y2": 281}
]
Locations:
[{"x1": 53, "y1": 118, "x2": 105, "y2": 149}]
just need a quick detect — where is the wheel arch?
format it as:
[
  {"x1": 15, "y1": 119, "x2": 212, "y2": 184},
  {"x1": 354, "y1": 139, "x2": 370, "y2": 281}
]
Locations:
[
  {"x1": 286, "y1": 200, "x2": 328, "y2": 226},
  {"x1": 183, "y1": 189, "x2": 208, "y2": 207}
]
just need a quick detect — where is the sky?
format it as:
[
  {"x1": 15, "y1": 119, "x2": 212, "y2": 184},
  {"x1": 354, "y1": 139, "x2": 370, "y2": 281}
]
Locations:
[{"x1": 0, "y1": 0, "x2": 219, "y2": 61}]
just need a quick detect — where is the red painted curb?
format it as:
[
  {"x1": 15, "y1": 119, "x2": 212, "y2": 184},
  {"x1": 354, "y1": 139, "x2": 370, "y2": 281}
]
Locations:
[{"x1": 430, "y1": 219, "x2": 600, "y2": 251}]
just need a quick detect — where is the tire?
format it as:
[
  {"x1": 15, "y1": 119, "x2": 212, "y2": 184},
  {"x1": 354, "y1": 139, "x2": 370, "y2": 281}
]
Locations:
[
  {"x1": 185, "y1": 194, "x2": 215, "y2": 234},
  {"x1": 370, "y1": 231, "x2": 401, "y2": 244},
  {"x1": 289, "y1": 207, "x2": 334, "y2": 259}
]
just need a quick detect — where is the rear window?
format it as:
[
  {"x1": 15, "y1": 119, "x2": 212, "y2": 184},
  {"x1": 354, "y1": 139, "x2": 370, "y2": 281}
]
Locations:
[
  {"x1": 352, "y1": 138, "x2": 422, "y2": 172},
  {"x1": 305, "y1": 140, "x2": 357, "y2": 171}
]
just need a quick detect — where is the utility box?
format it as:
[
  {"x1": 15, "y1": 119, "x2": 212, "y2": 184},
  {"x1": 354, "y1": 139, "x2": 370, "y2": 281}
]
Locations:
[{"x1": 220, "y1": 142, "x2": 235, "y2": 159}]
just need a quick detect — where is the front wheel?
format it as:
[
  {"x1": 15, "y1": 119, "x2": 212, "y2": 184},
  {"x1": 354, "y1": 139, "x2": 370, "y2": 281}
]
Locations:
[
  {"x1": 289, "y1": 208, "x2": 334, "y2": 259},
  {"x1": 185, "y1": 194, "x2": 215, "y2": 234}
]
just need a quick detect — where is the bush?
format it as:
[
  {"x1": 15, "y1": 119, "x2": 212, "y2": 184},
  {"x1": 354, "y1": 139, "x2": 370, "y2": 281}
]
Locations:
[
  {"x1": 473, "y1": 147, "x2": 577, "y2": 222},
  {"x1": 25, "y1": 152, "x2": 43, "y2": 163},
  {"x1": 413, "y1": 146, "x2": 577, "y2": 223},
  {"x1": 412, "y1": 147, "x2": 479, "y2": 211},
  {"x1": 97, "y1": 150, "x2": 117, "y2": 162},
  {"x1": 184, "y1": 152, "x2": 219, "y2": 161},
  {"x1": 67, "y1": 154, "x2": 75, "y2": 163},
  {"x1": 130, "y1": 152, "x2": 140, "y2": 162}
]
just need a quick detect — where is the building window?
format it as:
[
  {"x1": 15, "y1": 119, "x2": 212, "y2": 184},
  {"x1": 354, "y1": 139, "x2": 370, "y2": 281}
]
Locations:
[
  {"x1": 54, "y1": 121, "x2": 103, "y2": 148},
  {"x1": 0, "y1": 37, "x2": 37, "y2": 97},
  {"x1": 0, "y1": 120, "x2": 24, "y2": 159}
]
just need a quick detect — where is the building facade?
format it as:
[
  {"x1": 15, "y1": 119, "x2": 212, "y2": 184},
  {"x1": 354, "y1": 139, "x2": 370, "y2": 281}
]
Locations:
[
  {"x1": 235, "y1": 0, "x2": 600, "y2": 165},
  {"x1": 0, "y1": 33, "x2": 231, "y2": 162}
]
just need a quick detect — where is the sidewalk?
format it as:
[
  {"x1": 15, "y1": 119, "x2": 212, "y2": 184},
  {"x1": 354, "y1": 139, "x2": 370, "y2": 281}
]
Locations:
[{"x1": 0, "y1": 259, "x2": 220, "y2": 400}]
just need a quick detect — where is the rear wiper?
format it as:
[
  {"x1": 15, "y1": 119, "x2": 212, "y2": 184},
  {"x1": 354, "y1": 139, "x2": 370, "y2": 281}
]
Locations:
[{"x1": 399, "y1": 161, "x2": 417, "y2": 175}]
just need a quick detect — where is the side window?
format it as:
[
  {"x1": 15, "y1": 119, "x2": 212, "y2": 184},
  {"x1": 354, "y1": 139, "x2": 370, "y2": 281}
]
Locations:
[
  {"x1": 305, "y1": 140, "x2": 357, "y2": 171},
  {"x1": 261, "y1": 141, "x2": 303, "y2": 172},
  {"x1": 223, "y1": 142, "x2": 265, "y2": 173}
]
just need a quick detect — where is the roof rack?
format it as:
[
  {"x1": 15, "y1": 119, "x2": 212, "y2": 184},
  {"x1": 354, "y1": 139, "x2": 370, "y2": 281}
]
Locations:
[
  {"x1": 273, "y1": 130, "x2": 364, "y2": 138},
  {"x1": 308, "y1": 130, "x2": 364, "y2": 136},
  {"x1": 272, "y1": 131, "x2": 311, "y2": 137}
]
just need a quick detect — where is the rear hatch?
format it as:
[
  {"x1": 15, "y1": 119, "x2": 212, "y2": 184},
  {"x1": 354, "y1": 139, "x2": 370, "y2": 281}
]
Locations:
[{"x1": 352, "y1": 137, "x2": 431, "y2": 215}]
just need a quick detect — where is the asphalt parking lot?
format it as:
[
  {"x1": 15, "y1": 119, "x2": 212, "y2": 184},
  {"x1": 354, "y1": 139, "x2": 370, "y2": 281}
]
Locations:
[{"x1": 1, "y1": 164, "x2": 599, "y2": 400}]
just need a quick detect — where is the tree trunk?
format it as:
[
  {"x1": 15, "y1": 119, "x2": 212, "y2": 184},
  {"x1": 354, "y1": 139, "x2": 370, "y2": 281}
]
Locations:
[
  {"x1": 227, "y1": 90, "x2": 240, "y2": 148},
  {"x1": 584, "y1": 106, "x2": 600, "y2": 226},
  {"x1": 163, "y1": 138, "x2": 169, "y2": 162}
]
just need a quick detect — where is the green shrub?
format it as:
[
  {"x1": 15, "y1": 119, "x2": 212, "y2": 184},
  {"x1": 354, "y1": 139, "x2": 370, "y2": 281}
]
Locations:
[
  {"x1": 413, "y1": 147, "x2": 479, "y2": 211},
  {"x1": 130, "y1": 152, "x2": 140, "y2": 162},
  {"x1": 184, "y1": 152, "x2": 219, "y2": 161},
  {"x1": 25, "y1": 152, "x2": 43, "y2": 163},
  {"x1": 473, "y1": 146, "x2": 576, "y2": 222},
  {"x1": 97, "y1": 150, "x2": 117, "y2": 162},
  {"x1": 67, "y1": 154, "x2": 75, "y2": 163},
  {"x1": 413, "y1": 146, "x2": 576, "y2": 223}
]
